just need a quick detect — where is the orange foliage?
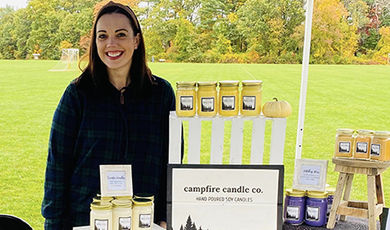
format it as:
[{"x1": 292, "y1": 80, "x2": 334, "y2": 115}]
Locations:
[{"x1": 93, "y1": 0, "x2": 140, "y2": 18}]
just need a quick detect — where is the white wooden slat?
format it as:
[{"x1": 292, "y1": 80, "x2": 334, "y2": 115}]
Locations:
[
  {"x1": 270, "y1": 118, "x2": 287, "y2": 164},
  {"x1": 168, "y1": 112, "x2": 182, "y2": 164},
  {"x1": 187, "y1": 119, "x2": 201, "y2": 164},
  {"x1": 210, "y1": 118, "x2": 225, "y2": 164},
  {"x1": 229, "y1": 118, "x2": 244, "y2": 164},
  {"x1": 250, "y1": 117, "x2": 266, "y2": 164}
]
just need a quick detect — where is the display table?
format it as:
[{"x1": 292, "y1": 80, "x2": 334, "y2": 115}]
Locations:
[
  {"x1": 73, "y1": 223, "x2": 164, "y2": 230},
  {"x1": 283, "y1": 216, "x2": 380, "y2": 230}
]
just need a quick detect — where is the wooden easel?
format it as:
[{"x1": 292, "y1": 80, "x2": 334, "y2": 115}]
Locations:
[{"x1": 327, "y1": 158, "x2": 390, "y2": 230}]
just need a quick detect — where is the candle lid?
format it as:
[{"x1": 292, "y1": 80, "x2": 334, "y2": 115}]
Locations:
[
  {"x1": 307, "y1": 191, "x2": 328, "y2": 198},
  {"x1": 336, "y1": 128, "x2": 354, "y2": 135},
  {"x1": 286, "y1": 189, "x2": 305, "y2": 197},
  {"x1": 134, "y1": 193, "x2": 155, "y2": 201},
  {"x1": 90, "y1": 201, "x2": 112, "y2": 210},
  {"x1": 132, "y1": 198, "x2": 153, "y2": 206},
  {"x1": 219, "y1": 80, "x2": 239, "y2": 87},
  {"x1": 197, "y1": 81, "x2": 217, "y2": 87},
  {"x1": 242, "y1": 80, "x2": 263, "y2": 86},
  {"x1": 112, "y1": 199, "x2": 132, "y2": 208},
  {"x1": 373, "y1": 131, "x2": 390, "y2": 137},
  {"x1": 176, "y1": 81, "x2": 196, "y2": 87},
  {"x1": 356, "y1": 129, "x2": 374, "y2": 135}
]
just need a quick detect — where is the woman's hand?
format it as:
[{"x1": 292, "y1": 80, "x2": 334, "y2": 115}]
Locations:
[{"x1": 159, "y1": 221, "x2": 167, "y2": 229}]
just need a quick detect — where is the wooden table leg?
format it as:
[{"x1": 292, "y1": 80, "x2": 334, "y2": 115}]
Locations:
[
  {"x1": 327, "y1": 172, "x2": 348, "y2": 229},
  {"x1": 340, "y1": 173, "x2": 354, "y2": 221},
  {"x1": 376, "y1": 174, "x2": 384, "y2": 224},
  {"x1": 367, "y1": 175, "x2": 377, "y2": 230}
]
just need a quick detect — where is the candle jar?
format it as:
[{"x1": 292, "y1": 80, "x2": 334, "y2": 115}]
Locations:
[
  {"x1": 284, "y1": 189, "x2": 306, "y2": 225},
  {"x1": 90, "y1": 201, "x2": 113, "y2": 230},
  {"x1": 176, "y1": 82, "x2": 196, "y2": 117},
  {"x1": 334, "y1": 129, "x2": 355, "y2": 158},
  {"x1": 134, "y1": 194, "x2": 155, "y2": 226},
  {"x1": 240, "y1": 80, "x2": 262, "y2": 116},
  {"x1": 132, "y1": 198, "x2": 153, "y2": 230},
  {"x1": 197, "y1": 82, "x2": 217, "y2": 117},
  {"x1": 353, "y1": 129, "x2": 373, "y2": 159},
  {"x1": 305, "y1": 191, "x2": 328, "y2": 227},
  {"x1": 370, "y1": 131, "x2": 390, "y2": 161},
  {"x1": 326, "y1": 188, "x2": 335, "y2": 222},
  {"x1": 112, "y1": 199, "x2": 132, "y2": 230},
  {"x1": 218, "y1": 80, "x2": 239, "y2": 116}
]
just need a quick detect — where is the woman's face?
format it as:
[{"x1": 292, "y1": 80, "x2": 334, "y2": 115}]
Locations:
[{"x1": 96, "y1": 13, "x2": 139, "y2": 73}]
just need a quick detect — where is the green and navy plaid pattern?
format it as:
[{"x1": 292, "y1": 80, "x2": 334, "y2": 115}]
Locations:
[{"x1": 42, "y1": 75, "x2": 175, "y2": 229}]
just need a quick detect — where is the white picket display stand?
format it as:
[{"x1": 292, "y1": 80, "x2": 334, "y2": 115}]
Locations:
[{"x1": 168, "y1": 111, "x2": 287, "y2": 165}]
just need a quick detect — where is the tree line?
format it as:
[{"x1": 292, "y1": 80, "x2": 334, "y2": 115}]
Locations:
[{"x1": 0, "y1": 0, "x2": 389, "y2": 64}]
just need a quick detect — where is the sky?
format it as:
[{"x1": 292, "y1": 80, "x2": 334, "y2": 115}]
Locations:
[{"x1": 0, "y1": 0, "x2": 28, "y2": 9}]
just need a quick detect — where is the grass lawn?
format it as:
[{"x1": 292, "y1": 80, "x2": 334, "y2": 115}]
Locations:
[{"x1": 0, "y1": 60, "x2": 389, "y2": 229}]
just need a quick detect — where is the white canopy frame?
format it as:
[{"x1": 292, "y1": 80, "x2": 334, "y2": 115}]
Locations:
[{"x1": 295, "y1": 0, "x2": 314, "y2": 160}]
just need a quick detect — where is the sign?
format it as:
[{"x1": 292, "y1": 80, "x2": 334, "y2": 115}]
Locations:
[
  {"x1": 167, "y1": 164, "x2": 284, "y2": 230},
  {"x1": 293, "y1": 159, "x2": 328, "y2": 192},
  {"x1": 100, "y1": 165, "x2": 133, "y2": 197}
]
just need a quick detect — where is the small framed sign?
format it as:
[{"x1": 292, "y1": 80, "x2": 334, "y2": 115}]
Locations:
[
  {"x1": 293, "y1": 159, "x2": 328, "y2": 192},
  {"x1": 167, "y1": 164, "x2": 284, "y2": 230},
  {"x1": 100, "y1": 165, "x2": 133, "y2": 197}
]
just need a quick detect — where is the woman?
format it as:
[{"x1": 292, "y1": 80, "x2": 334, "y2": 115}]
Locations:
[{"x1": 41, "y1": 1, "x2": 174, "y2": 229}]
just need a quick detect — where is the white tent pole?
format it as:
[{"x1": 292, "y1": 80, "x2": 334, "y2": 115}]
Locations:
[{"x1": 295, "y1": 0, "x2": 314, "y2": 160}]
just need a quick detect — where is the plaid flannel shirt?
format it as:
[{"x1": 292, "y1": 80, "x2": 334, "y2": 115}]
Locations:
[{"x1": 42, "y1": 75, "x2": 175, "y2": 229}]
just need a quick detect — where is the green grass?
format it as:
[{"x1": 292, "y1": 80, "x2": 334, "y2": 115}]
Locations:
[{"x1": 0, "y1": 60, "x2": 389, "y2": 229}]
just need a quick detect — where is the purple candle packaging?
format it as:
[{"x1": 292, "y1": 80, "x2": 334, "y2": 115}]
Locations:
[
  {"x1": 326, "y1": 188, "x2": 335, "y2": 221},
  {"x1": 284, "y1": 189, "x2": 306, "y2": 225},
  {"x1": 305, "y1": 191, "x2": 328, "y2": 227}
]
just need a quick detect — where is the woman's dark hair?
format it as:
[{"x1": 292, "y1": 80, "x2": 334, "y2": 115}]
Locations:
[{"x1": 78, "y1": 1, "x2": 153, "y2": 95}]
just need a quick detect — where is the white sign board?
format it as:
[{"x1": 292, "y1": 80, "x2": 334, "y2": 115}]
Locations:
[
  {"x1": 167, "y1": 164, "x2": 284, "y2": 230},
  {"x1": 293, "y1": 159, "x2": 328, "y2": 192},
  {"x1": 100, "y1": 165, "x2": 133, "y2": 197}
]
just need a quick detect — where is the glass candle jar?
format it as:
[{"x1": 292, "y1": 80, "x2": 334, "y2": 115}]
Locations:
[
  {"x1": 134, "y1": 194, "x2": 155, "y2": 226},
  {"x1": 112, "y1": 199, "x2": 132, "y2": 230},
  {"x1": 240, "y1": 80, "x2": 262, "y2": 116},
  {"x1": 370, "y1": 131, "x2": 390, "y2": 161},
  {"x1": 176, "y1": 81, "x2": 196, "y2": 117},
  {"x1": 90, "y1": 201, "x2": 113, "y2": 230},
  {"x1": 218, "y1": 80, "x2": 239, "y2": 116},
  {"x1": 326, "y1": 188, "x2": 335, "y2": 221},
  {"x1": 197, "y1": 81, "x2": 217, "y2": 117},
  {"x1": 353, "y1": 129, "x2": 374, "y2": 159},
  {"x1": 305, "y1": 191, "x2": 328, "y2": 227},
  {"x1": 284, "y1": 189, "x2": 306, "y2": 225},
  {"x1": 132, "y1": 198, "x2": 153, "y2": 230},
  {"x1": 334, "y1": 129, "x2": 355, "y2": 158}
]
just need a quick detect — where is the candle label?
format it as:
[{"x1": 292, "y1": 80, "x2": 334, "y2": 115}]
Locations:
[
  {"x1": 139, "y1": 214, "x2": 151, "y2": 228},
  {"x1": 201, "y1": 98, "x2": 214, "y2": 112},
  {"x1": 180, "y1": 96, "x2": 193, "y2": 110},
  {"x1": 222, "y1": 96, "x2": 235, "y2": 110},
  {"x1": 119, "y1": 217, "x2": 131, "y2": 230},
  {"x1": 306, "y1": 206, "x2": 320, "y2": 221},
  {"x1": 371, "y1": 144, "x2": 381, "y2": 156},
  {"x1": 338, "y1": 142, "x2": 350, "y2": 153},
  {"x1": 242, "y1": 96, "x2": 256, "y2": 110},
  {"x1": 356, "y1": 142, "x2": 368, "y2": 153},
  {"x1": 286, "y1": 206, "x2": 300, "y2": 220},
  {"x1": 95, "y1": 219, "x2": 108, "y2": 230}
]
